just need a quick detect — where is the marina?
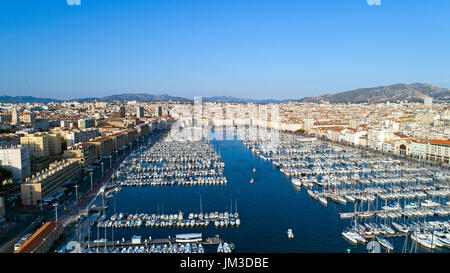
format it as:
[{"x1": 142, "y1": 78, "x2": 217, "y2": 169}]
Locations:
[
  {"x1": 239, "y1": 129, "x2": 450, "y2": 252},
  {"x1": 96, "y1": 210, "x2": 241, "y2": 229},
  {"x1": 77, "y1": 127, "x2": 450, "y2": 253},
  {"x1": 83, "y1": 234, "x2": 233, "y2": 253},
  {"x1": 113, "y1": 135, "x2": 227, "y2": 187}
]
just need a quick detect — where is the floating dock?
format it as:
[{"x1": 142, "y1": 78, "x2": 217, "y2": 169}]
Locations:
[{"x1": 83, "y1": 235, "x2": 223, "y2": 249}]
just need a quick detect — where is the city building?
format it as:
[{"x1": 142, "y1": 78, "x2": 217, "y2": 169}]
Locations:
[
  {"x1": 119, "y1": 106, "x2": 126, "y2": 118},
  {"x1": 20, "y1": 112, "x2": 36, "y2": 126},
  {"x1": 78, "y1": 119, "x2": 95, "y2": 129},
  {"x1": 20, "y1": 132, "x2": 61, "y2": 160},
  {"x1": 88, "y1": 136, "x2": 114, "y2": 159},
  {"x1": 21, "y1": 160, "x2": 80, "y2": 206},
  {"x1": 136, "y1": 106, "x2": 144, "y2": 118},
  {"x1": 0, "y1": 113, "x2": 12, "y2": 123},
  {"x1": 0, "y1": 145, "x2": 31, "y2": 181},
  {"x1": 65, "y1": 128, "x2": 100, "y2": 147},
  {"x1": 136, "y1": 123, "x2": 150, "y2": 136},
  {"x1": 424, "y1": 96, "x2": 433, "y2": 106},
  {"x1": 35, "y1": 119, "x2": 49, "y2": 130},
  {"x1": 30, "y1": 156, "x2": 51, "y2": 173},
  {"x1": 410, "y1": 140, "x2": 427, "y2": 159},
  {"x1": 11, "y1": 108, "x2": 19, "y2": 125},
  {"x1": 63, "y1": 142, "x2": 97, "y2": 169},
  {"x1": 125, "y1": 128, "x2": 138, "y2": 144},
  {"x1": 426, "y1": 139, "x2": 450, "y2": 163},
  {"x1": 155, "y1": 106, "x2": 163, "y2": 117},
  {"x1": 108, "y1": 132, "x2": 127, "y2": 151}
]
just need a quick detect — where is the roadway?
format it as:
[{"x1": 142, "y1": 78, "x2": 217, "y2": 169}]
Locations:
[{"x1": 0, "y1": 131, "x2": 165, "y2": 253}]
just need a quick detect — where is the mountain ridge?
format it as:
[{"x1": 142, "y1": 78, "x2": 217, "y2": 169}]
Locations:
[
  {"x1": 299, "y1": 83, "x2": 450, "y2": 104},
  {"x1": 1, "y1": 83, "x2": 449, "y2": 104}
]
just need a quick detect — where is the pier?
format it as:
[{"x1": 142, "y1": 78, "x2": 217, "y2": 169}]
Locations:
[{"x1": 84, "y1": 236, "x2": 223, "y2": 249}]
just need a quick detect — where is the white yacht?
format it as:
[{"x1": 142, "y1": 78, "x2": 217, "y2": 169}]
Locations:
[
  {"x1": 291, "y1": 178, "x2": 302, "y2": 186},
  {"x1": 342, "y1": 231, "x2": 358, "y2": 245},
  {"x1": 287, "y1": 229, "x2": 294, "y2": 239},
  {"x1": 319, "y1": 196, "x2": 328, "y2": 206}
]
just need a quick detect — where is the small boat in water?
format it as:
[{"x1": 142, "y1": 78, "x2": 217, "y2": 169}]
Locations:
[
  {"x1": 319, "y1": 196, "x2": 328, "y2": 206},
  {"x1": 340, "y1": 212, "x2": 355, "y2": 219},
  {"x1": 291, "y1": 178, "x2": 302, "y2": 186},
  {"x1": 342, "y1": 231, "x2": 358, "y2": 245},
  {"x1": 307, "y1": 190, "x2": 319, "y2": 200}
]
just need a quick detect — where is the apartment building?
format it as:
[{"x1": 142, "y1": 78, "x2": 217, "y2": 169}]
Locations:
[
  {"x1": 136, "y1": 106, "x2": 144, "y2": 118},
  {"x1": 20, "y1": 112, "x2": 36, "y2": 125},
  {"x1": 410, "y1": 140, "x2": 427, "y2": 159},
  {"x1": 78, "y1": 119, "x2": 95, "y2": 129},
  {"x1": 21, "y1": 160, "x2": 80, "y2": 206},
  {"x1": 426, "y1": 139, "x2": 450, "y2": 164},
  {"x1": 125, "y1": 128, "x2": 138, "y2": 144},
  {"x1": 65, "y1": 128, "x2": 100, "y2": 147},
  {"x1": 63, "y1": 142, "x2": 97, "y2": 169},
  {"x1": 135, "y1": 123, "x2": 150, "y2": 136},
  {"x1": 88, "y1": 136, "x2": 114, "y2": 159},
  {"x1": 108, "y1": 132, "x2": 127, "y2": 151},
  {"x1": 0, "y1": 145, "x2": 31, "y2": 181},
  {"x1": 20, "y1": 132, "x2": 61, "y2": 160}
]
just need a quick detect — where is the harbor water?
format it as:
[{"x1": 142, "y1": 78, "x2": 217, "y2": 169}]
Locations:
[{"x1": 94, "y1": 130, "x2": 449, "y2": 253}]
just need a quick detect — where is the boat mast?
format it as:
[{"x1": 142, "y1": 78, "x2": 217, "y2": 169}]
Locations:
[
  {"x1": 114, "y1": 196, "x2": 116, "y2": 214},
  {"x1": 199, "y1": 194, "x2": 202, "y2": 214}
]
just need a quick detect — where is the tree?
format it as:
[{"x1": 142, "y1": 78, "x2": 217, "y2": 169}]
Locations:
[{"x1": 0, "y1": 128, "x2": 14, "y2": 134}]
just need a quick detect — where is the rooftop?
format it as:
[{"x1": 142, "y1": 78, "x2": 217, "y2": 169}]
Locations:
[
  {"x1": 14, "y1": 222, "x2": 59, "y2": 253},
  {"x1": 429, "y1": 139, "x2": 450, "y2": 146}
]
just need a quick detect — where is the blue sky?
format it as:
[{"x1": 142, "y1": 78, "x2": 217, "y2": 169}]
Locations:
[{"x1": 0, "y1": 0, "x2": 449, "y2": 100}]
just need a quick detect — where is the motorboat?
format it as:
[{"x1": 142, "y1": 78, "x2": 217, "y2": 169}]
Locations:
[{"x1": 287, "y1": 229, "x2": 294, "y2": 239}]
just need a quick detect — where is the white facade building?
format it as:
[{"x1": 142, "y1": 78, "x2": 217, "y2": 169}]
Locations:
[
  {"x1": 66, "y1": 129, "x2": 100, "y2": 147},
  {"x1": 0, "y1": 145, "x2": 31, "y2": 181}
]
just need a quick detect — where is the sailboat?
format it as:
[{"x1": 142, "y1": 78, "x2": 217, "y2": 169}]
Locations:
[
  {"x1": 307, "y1": 190, "x2": 319, "y2": 200},
  {"x1": 291, "y1": 178, "x2": 302, "y2": 186},
  {"x1": 377, "y1": 236, "x2": 394, "y2": 252},
  {"x1": 319, "y1": 196, "x2": 328, "y2": 206},
  {"x1": 342, "y1": 231, "x2": 358, "y2": 245}
]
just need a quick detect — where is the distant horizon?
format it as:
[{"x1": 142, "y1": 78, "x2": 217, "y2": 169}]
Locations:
[{"x1": 0, "y1": 81, "x2": 446, "y2": 102}]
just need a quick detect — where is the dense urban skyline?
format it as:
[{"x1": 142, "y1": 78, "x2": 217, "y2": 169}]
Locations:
[{"x1": 1, "y1": 0, "x2": 450, "y2": 100}]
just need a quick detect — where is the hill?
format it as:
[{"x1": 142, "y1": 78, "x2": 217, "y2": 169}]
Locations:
[{"x1": 300, "y1": 83, "x2": 450, "y2": 104}]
